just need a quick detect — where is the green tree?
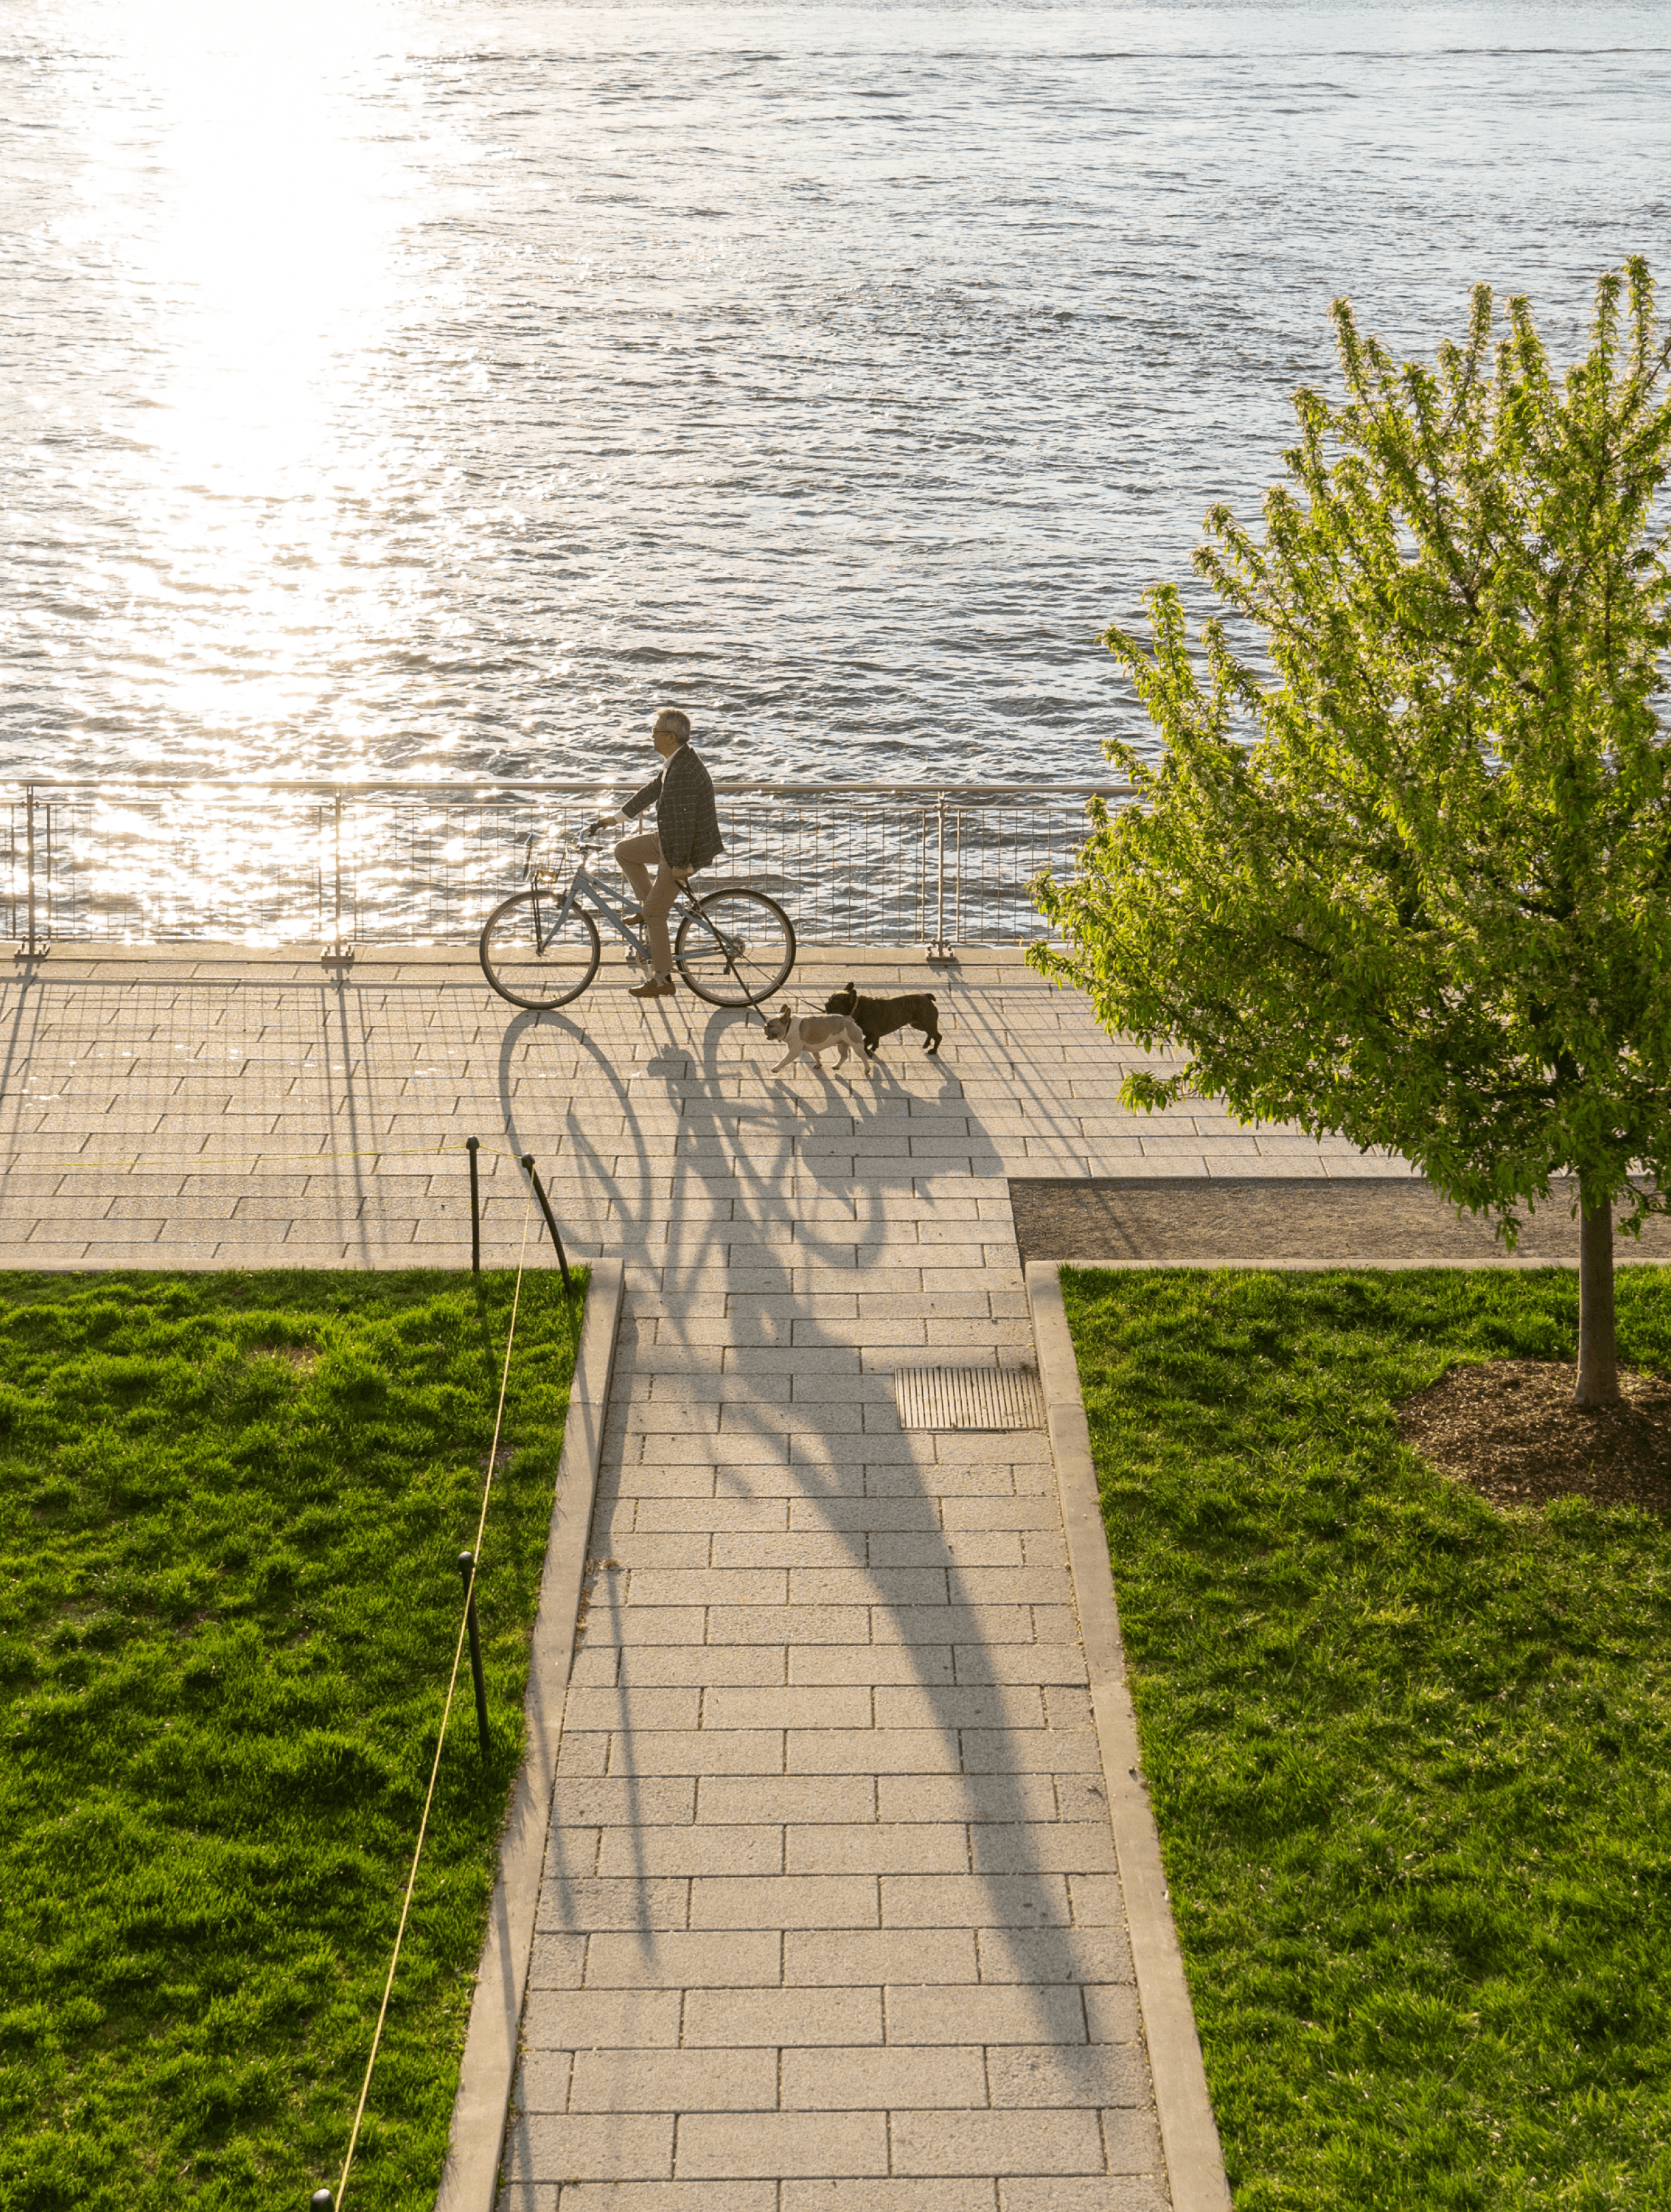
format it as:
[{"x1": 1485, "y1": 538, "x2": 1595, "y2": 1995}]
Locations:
[{"x1": 1033, "y1": 261, "x2": 1671, "y2": 1405}]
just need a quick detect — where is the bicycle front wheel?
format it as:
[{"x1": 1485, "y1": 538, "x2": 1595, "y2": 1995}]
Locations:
[
  {"x1": 674, "y1": 888, "x2": 797, "y2": 1007},
  {"x1": 479, "y1": 890, "x2": 601, "y2": 1010}
]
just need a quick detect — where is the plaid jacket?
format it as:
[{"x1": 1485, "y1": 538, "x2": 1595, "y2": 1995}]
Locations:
[{"x1": 622, "y1": 743, "x2": 724, "y2": 873}]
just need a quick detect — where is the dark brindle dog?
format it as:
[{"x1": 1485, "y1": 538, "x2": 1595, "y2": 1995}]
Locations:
[{"x1": 822, "y1": 980, "x2": 942, "y2": 1059}]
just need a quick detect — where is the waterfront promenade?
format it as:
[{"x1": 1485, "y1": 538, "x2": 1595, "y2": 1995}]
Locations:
[
  {"x1": 0, "y1": 943, "x2": 1386, "y2": 1270},
  {"x1": 0, "y1": 943, "x2": 1386, "y2": 2209}
]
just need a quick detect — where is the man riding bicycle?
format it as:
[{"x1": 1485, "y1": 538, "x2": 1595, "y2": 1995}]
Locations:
[
  {"x1": 476, "y1": 715, "x2": 791, "y2": 1012},
  {"x1": 595, "y1": 708, "x2": 724, "y2": 999}
]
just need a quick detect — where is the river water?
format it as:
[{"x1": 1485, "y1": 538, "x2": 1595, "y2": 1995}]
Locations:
[{"x1": 3, "y1": 0, "x2": 1666, "y2": 790}]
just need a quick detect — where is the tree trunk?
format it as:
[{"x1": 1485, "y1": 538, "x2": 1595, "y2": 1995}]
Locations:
[{"x1": 1575, "y1": 1191, "x2": 1621, "y2": 1408}]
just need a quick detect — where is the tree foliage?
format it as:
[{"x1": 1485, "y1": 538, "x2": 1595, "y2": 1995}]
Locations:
[{"x1": 1033, "y1": 261, "x2": 1671, "y2": 1397}]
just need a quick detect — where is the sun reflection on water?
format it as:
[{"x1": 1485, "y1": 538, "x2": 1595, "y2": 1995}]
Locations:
[{"x1": 68, "y1": 1, "x2": 441, "y2": 771}]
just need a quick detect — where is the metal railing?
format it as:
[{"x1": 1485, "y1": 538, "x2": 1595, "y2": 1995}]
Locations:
[{"x1": 4, "y1": 777, "x2": 1132, "y2": 955}]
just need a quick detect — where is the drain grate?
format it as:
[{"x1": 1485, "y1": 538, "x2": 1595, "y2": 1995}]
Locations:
[{"x1": 893, "y1": 1365, "x2": 1046, "y2": 1432}]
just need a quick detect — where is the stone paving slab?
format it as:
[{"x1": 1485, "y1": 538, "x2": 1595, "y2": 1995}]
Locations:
[{"x1": 0, "y1": 943, "x2": 1385, "y2": 2207}]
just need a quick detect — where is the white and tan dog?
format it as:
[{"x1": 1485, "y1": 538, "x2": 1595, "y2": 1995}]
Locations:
[{"x1": 762, "y1": 1004, "x2": 868, "y2": 1075}]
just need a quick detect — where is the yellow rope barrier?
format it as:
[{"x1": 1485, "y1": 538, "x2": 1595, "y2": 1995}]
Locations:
[
  {"x1": 330, "y1": 1182, "x2": 536, "y2": 2211},
  {"x1": 1, "y1": 1144, "x2": 513, "y2": 1169}
]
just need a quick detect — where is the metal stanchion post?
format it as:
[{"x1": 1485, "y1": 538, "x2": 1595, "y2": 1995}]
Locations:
[
  {"x1": 928, "y1": 789, "x2": 950, "y2": 962},
  {"x1": 322, "y1": 787, "x2": 353, "y2": 965},
  {"x1": 519, "y1": 1154, "x2": 574, "y2": 1299},
  {"x1": 466, "y1": 1136, "x2": 481, "y2": 1275},
  {"x1": 457, "y1": 1551, "x2": 491, "y2": 1759},
  {"x1": 20, "y1": 783, "x2": 48, "y2": 958}
]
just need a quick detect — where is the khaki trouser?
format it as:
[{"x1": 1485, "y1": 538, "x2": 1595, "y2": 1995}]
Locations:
[{"x1": 614, "y1": 830, "x2": 693, "y2": 978}]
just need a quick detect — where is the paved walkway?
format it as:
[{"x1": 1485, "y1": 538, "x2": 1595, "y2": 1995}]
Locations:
[{"x1": 1, "y1": 942, "x2": 1386, "y2": 2209}]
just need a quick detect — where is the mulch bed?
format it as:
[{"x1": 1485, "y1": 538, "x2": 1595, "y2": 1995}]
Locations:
[
  {"x1": 1396, "y1": 1359, "x2": 1671, "y2": 1514},
  {"x1": 1024, "y1": 1176, "x2": 1671, "y2": 1511},
  {"x1": 1010, "y1": 1174, "x2": 1671, "y2": 1267}
]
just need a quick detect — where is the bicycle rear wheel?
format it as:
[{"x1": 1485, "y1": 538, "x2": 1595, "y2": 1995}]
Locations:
[
  {"x1": 479, "y1": 889, "x2": 601, "y2": 1010},
  {"x1": 674, "y1": 888, "x2": 797, "y2": 1007}
]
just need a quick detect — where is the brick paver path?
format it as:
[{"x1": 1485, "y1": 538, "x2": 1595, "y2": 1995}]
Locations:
[{"x1": 1, "y1": 943, "x2": 1386, "y2": 2208}]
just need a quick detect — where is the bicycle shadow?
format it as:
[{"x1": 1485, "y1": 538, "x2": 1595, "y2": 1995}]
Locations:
[{"x1": 513, "y1": 964, "x2": 1123, "y2": 2116}]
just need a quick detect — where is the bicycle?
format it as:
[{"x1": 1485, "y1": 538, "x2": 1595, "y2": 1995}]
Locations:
[{"x1": 478, "y1": 820, "x2": 797, "y2": 1012}]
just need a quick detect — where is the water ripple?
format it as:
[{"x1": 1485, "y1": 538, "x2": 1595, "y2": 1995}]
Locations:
[{"x1": 2, "y1": 0, "x2": 1666, "y2": 789}]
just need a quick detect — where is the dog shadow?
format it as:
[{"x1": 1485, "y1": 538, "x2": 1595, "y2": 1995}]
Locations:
[
  {"x1": 767, "y1": 1056, "x2": 870, "y2": 1092},
  {"x1": 763, "y1": 1030, "x2": 949, "y2": 1098}
]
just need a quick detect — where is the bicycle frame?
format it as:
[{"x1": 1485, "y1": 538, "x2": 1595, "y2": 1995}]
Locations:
[
  {"x1": 527, "y1": 839, "x2": 722, "y2": 965},
  {"x1": 478, "y1": 827, "x2": 791, "y2": 1013}
]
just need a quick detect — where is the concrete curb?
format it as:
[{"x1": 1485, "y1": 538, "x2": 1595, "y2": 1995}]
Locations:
[
  {"x1": 1026, "y1": 1259, "x2": 1234, "y2": 2212},
  {"x1": 18, "y1": 940, "x2": 1027, "y2": 973},
  {"x1": 1025, "y1": 1255, "x2": 1670, "y2": 1274},
  {"x1": 435, "y1": 1260, "x2": 625, "y2": 2212}
]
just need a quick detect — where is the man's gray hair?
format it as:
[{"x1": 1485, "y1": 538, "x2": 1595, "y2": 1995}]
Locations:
[{"x1": 655, "y1": 707, "x2": 692, "y2": 743}]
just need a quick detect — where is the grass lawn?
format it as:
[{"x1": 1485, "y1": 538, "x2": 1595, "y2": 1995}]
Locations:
[
  {"x1": 0, "y1": 1266, "x2": 584, "y2": 2212},
  {"x1": 1061, "y1": 1266, "x2": 1671, "y2": 2212}
]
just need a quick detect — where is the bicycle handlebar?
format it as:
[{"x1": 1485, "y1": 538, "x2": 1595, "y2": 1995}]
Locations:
[{"x1": 523, "y1": 817, "x2": 614, "y2": 873}]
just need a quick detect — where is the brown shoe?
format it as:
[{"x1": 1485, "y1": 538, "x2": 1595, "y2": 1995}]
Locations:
[{"x1": 629, "y1": 976, "x2": 676, "y2": 998}]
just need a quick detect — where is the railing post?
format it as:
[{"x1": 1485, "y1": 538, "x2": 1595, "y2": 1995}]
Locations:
[
  {"x1": 323, "y1": 786, "x2": 353, "y2": 965},
  {"x1": 936, "y1": 791, "x2": 945, "y2": 954},
  {"x1": 928, "y1": 790, "x2": 950, "y2": 963},
  {"x1": 19, "y1": 783, "x2": 47, "y2": 957}
]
